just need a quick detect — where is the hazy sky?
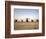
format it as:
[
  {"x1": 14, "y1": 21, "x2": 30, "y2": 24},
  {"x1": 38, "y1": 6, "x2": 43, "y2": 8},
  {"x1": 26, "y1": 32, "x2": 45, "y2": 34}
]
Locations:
[{"x1": 14, "y1": 8, "x2": 39, "y2": 21}]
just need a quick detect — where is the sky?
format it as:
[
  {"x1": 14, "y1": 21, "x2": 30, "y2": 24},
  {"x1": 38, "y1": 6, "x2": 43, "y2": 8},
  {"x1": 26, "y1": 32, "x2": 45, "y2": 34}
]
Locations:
[{"x1": 14, "y1": 8, "x2": 39, "y2": 21}]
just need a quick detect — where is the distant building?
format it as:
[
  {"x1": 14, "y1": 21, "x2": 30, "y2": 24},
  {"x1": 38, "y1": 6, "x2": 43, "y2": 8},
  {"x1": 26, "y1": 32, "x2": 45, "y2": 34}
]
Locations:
[
  {"x1": 14, "y1": 18, "x2": 39, "y2": 22},
  {"x1": 33, "y1": 19, "x2": 39, "y2": 22},
  {"x1": 28, "y1": 18, "x2": 32, "y2": 22}
]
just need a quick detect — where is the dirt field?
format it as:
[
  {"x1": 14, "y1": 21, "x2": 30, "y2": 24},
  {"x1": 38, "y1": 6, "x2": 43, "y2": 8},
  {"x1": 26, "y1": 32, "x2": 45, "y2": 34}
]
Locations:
[{"x1": 14, "y1": 22, "x2": 39, "y2": 30}]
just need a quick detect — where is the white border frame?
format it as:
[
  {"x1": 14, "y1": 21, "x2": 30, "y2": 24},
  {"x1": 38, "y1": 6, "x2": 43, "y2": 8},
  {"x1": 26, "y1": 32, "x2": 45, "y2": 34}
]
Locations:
[{"x1": 11, "y1": 5, "x2": 42, "y2": 34}]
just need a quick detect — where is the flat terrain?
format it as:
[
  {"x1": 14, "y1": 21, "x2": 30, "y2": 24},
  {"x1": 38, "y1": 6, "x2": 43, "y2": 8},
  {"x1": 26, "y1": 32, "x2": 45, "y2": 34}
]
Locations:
[{"x1": 14, "y1": 22, "x2": 39, "y2": 30}]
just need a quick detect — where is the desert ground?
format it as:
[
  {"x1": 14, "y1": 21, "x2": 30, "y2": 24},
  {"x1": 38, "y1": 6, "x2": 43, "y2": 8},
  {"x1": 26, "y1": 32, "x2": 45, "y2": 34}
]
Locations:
[{"x1": 14, "y1": 22, "x2": 39, "y2": 30}]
